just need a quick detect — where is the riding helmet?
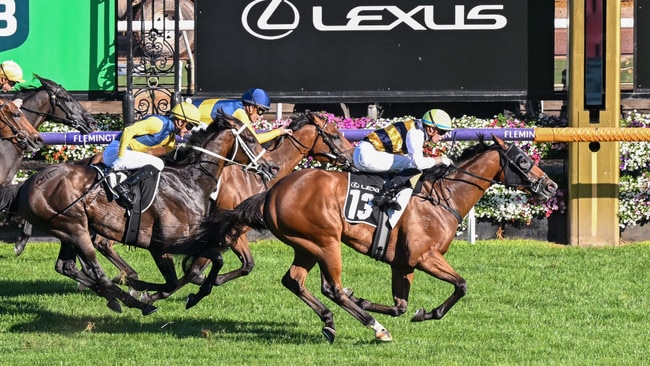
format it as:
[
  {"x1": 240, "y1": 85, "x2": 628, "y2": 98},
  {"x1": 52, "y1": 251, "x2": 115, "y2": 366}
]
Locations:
[
  {"x1": 171, "y1": 102, "x2": 202, "y2": 125},
  {"x1": 0, "y1": 60, "x2": 25, "y2": 83},
  {"x1": 241, "y1": 88, "x2": 271, "y2": 111},
  {"x1": 421, "y1": 109, "x2": 453, "y2": 131}
]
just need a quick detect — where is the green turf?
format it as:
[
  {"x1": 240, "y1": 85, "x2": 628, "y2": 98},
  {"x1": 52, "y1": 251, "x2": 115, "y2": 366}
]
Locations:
[{"x1": 1, "y1": 239, "x2": 649, "y2": 365}]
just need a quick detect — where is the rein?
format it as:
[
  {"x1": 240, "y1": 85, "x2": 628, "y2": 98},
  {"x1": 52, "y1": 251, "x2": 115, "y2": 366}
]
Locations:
[
  {"x1": 185, "y1": 125, "x2": 267, "y2": 171},
  {"x1": 416, "y1": 144, "x2": 544, "y2": 224}
]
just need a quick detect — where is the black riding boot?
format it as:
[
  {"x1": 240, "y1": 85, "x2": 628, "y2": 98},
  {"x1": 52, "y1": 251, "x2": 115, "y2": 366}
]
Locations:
[
  {"x1": 114, "y1": 166, "x2": 156, "y2": 208},
  {"x1": 372, "y1": 175, "x2": 412, "y2": 211}
]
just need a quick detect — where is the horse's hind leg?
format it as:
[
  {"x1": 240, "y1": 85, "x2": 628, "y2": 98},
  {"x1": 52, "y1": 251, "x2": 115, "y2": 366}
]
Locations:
[
  {"x1": 410, "y1": 250, "x2": 466, "y2": 322},
  {"x1": 316, "y1": 254, "x2": 392, "y2": 342},
  {"x1": 186, "y1": 248, "x2": 224, "y2": 309},
  {"x1": 281, "y1": 251, "x2": 339, "y2": 343},
  {"x1": 215, "y1": 233, "x2": 254, "y2": 286},
  {"x1": 63, "y1": 239, "x2": 157, "y2": 316},
  {"x1": 344, "y1": 267, "x2": 413, "y2": 317}
]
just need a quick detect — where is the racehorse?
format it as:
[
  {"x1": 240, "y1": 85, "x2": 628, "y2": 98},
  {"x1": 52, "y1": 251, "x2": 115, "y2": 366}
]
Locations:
[
  {"x1": 0, "y1": 98, "x2": 43, "y2": 158},
  {"x1": 3, "y1": 75, "x2": 97, "y2": 255},
  {"x1": 0, "y1": 112, "x2": 275, "y2": 315},
  {"x1": 180, "y1": 135, "x2": 558, "y2": 342},
  {"x1": 1, "y1": 74, "x2": 97, "y2": 186},
  {"x1": 94, "y1": 111, "x2": 355, "y2": 302}
]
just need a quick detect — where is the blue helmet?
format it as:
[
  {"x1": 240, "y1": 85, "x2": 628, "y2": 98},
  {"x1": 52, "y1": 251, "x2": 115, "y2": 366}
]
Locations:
[{"x1": 241, "y1": 88, "x2": 271, "y2": 110}]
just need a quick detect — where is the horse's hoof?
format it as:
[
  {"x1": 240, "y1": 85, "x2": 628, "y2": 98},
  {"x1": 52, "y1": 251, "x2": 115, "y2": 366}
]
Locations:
[
  {"x1": 14, "y1": 242, "x2": 26, "y2": 257},
  {"x1": 411, "y1": 308, "x2": 426, "y2": 322},
  {"x1": 107, "y1": 300, "x2": 122, "y2": 313},
  {"x1": 375, "y1": 328, "x2": 393, "y2": 342},
  {"x1": 322, "y1": 326, "x2": 336, "y2": 344},
  {"x1": 142, "y1": 304, "x2": 158, "y2": 316},
  {"x1": 343, "y1": 288, "x2": 354, "y2": 297},
  {"x1": 186, "y1": 294, "x2": 199, "y2": 309}
]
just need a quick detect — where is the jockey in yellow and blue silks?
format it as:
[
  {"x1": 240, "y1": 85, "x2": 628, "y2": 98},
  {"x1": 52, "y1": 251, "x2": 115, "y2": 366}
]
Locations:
[
  {"x1": 103, "y1": 102, "x2": 201, "y2": 207},
  {"x1": 353, "y1": 109, "x2": 454, "y2": 210},
  {"x1": 192, "y1": 88, "x2": 292, "y2": 144}
]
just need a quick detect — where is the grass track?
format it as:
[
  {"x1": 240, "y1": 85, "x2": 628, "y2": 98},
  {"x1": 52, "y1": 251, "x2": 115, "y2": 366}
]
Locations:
[{"x1": 1, "y1": 239, "x2": 649, "y2": 365}]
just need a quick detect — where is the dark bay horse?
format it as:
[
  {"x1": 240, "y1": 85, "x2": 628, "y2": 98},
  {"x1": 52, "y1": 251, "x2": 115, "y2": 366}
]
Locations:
[
  {"x1": 0, "y1": 113, "x2": 274, "y2": 315},
  {"x1": 0, "y1": 98, "x2": 43, "y2": 157},
  {"x1": 96, "y1": 111, "x2": 355, "y2": 302},
  {"x1": 182, "y1": 136, "x2": 558, "y2": 342},
  {"x1": 1, "y1": 75, "x2": 97, "y2": 186}
]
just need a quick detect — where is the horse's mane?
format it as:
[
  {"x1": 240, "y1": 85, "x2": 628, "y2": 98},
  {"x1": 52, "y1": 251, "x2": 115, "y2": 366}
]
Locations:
[
  {"x1": 420, "y1": 136, "x2": 493, "y2": 181},
  {"x1": 14, "y1": 74, "x2": 54, "y2": 95}
]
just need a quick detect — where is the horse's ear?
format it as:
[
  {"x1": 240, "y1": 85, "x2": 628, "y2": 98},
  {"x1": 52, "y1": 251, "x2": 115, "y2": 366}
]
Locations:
[{"x1": 492, "y1": 134, "x2": 507, "y2": 148}]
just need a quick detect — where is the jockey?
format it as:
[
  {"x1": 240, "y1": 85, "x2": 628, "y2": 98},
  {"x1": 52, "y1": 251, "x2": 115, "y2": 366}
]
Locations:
[
  {"x1": 192, "y1": 88, "x2": 292, "y2": 144},
  {"x1": 353, "y1": 108, "x2": 454, "y2": 210},
  {"x1": 0, "y1": 60, "x2": 26, "y2": 107},
  {"x1": 103, "y1": 101, "x2": 201, "y2": 207}
]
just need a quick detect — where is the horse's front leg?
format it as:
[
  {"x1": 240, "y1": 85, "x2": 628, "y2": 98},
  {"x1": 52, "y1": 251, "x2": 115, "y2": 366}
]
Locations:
[
  {"x1": 92, "y1": 234, "x2": 140, "y2": 285},
  {"x1": 186, "y1": 249, "x2": 224, "y2": 309},
  {"x1": 343, "y1": 267, "x2": 413, "y2": 317},
  {"x1": 410, "y1": 250, "x2": 466, "y2": 322},
  {"x1": 14, "y1": 220, "x2": 32, "y2": 256}
]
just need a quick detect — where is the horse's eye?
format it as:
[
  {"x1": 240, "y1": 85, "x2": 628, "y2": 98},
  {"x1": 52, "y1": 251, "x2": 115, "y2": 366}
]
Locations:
[{"x1": 517, "y1": 156, "x2": 531, "y2": 170}]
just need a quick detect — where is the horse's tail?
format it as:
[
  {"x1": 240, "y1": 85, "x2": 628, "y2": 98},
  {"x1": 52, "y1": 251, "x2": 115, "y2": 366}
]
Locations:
[
  {"x1": 184, "y1": 192, "x2": 267, "y2": 255},
  {"x1": 0, "y1": 184, "x2": 21, "y2": 218}
]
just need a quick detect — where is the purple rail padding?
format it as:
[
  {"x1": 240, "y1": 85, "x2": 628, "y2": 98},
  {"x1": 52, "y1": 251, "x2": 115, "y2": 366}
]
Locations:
[
  {"x1": 40, "y1": 128, "x2": 537, "y2": 145},
  {"x1": 339, "y1": 128, "x2": 536, "y2": 142}
]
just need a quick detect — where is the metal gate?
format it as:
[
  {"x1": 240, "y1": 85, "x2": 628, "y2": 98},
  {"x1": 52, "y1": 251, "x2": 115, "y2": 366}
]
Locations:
[{"x1": 119, "y1": 0, "x2": 195, "y2": 125}]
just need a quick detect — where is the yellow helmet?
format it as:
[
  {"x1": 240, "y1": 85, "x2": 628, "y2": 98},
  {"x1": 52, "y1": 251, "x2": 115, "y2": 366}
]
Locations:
[
  {"x1": 0, "y1": 60, "x2": 25, "y2": 83},
  {"x1": 171, "y1": 102, "x2": 201, "y2": 125}
]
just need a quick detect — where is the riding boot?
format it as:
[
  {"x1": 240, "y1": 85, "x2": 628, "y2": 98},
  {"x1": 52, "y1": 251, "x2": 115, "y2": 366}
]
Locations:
[
  {"x1": 372, "y1": 175, "x2": 413, "y2": 211},
  {"x1": 114, "y1": 167, "x2": 156, "y2": 208}
]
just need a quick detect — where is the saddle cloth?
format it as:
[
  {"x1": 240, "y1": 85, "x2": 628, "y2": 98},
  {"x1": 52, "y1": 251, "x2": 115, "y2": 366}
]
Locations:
[{"x1": 343, "y1": 172, "x2": 411, "y2": 228}]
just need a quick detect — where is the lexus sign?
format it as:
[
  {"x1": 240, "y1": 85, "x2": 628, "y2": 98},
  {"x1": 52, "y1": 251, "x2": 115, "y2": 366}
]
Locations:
[{"x1": 196, "y1": 0, "x2": 554, "y2": 102}]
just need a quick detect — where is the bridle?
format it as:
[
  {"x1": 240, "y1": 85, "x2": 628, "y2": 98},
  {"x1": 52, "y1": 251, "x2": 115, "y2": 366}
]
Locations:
[
  {"x1": 0, "y1": 99, "x2": 35, "y2": 151},
  {"x1": 19, "y1": 79, "x2": 82, "y2": 129},
  {"x1": 185, "y1": 124, "x2": 270, "y2": 181},
  {"x1": 285, "y1": 113, "x2": 352, "y2": 169},
  {"x1": 416, "y1": 142, "x2": 555, "y2": 223}
]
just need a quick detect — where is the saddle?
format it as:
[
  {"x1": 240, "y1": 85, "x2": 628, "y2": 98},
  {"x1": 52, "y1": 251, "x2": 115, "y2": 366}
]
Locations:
[{"x1": 91, "y1": 164, "x2": 161, "y2": 244}]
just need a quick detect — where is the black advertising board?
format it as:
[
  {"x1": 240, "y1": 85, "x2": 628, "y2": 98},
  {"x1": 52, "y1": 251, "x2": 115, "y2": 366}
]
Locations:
[
  {"x1": 195, "y1": 0, "x2": 554, "y2": 102},
  {"x1": 636, "y1": 3, "x2": 650, "y2": 92}
]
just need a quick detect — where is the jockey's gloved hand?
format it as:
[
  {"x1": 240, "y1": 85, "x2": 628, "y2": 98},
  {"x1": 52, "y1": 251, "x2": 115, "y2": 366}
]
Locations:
[{"x1": 439, "y1": 156, "x2": 453, "y2": 166}]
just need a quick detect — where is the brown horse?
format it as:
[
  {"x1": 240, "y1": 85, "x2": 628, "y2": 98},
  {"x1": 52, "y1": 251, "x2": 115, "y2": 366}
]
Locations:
[
  {"x1": 181, "y1": 135, "x2": 558, "y2": 342},
  {"x1": 95, "y1": 111, "x2": 355, "y2": 302},
  {"x1": 0, "y1": 98, "x2": 43, "y2": 158},
  {"x1": 0, "y1": 112, "x2": 275, "y2": 315}
]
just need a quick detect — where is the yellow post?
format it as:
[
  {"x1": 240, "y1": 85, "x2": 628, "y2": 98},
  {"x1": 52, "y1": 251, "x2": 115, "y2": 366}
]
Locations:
[{"x1": 568, "y1": 0, "x2": 620, "y2": 246}]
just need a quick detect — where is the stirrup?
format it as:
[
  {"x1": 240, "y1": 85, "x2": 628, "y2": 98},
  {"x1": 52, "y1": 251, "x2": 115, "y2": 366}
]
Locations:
[{"x1": 114, "y1": 184, "x2": 134, "y2": 208}]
